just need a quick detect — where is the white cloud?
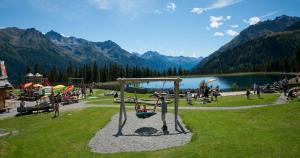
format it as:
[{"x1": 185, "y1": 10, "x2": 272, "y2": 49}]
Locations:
[
  {"x1": 165, "y1": 2, "x2": 176, "y2": 12},
  {"x1": 206, "y1": 26, "x2": 211, "y2": 30},
  {"x1": 190, "y1": 7, "x2": 205, "y2": 15},
  {"x1": 243, "y1": 11, "x2": 279, "y2": 26},
  {"x1": 230, "y1": 24, "x2": 239, "y2": 28},
  {"x1": 226, "y1": 29, "x2": 239, "y2": 36},
  {"x1": 261, "y1": 11, "x2": 279, "y2": 18},
  {"x1": 213, "y1": 32, "x2": 224, "y2": 36},
  {"x1": 243, "y1": 16, "x2": 261, "y2": 25},
  {"x1": 191, "y1": 0, "x2": 242, "y2": 15},
  {"x1": 209, "y1": 16, "x2": 231, "y2": 29}
]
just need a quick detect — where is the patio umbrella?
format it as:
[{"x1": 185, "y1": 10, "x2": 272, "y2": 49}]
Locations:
[
  {"x1": 63, "y1": 85, "x2": 74, "y2": 94},
  {"x1": 23, "y1": 82, "x2": 33, "y2": 88},
  {"x1": 207, "y1": 79, "x2": 217, "y2": 83},
  {"x1": 53, "y1": 85, "x2": 66, "y2": 91},
  {"x1": 33, "y1": 84, "x2": 43, "y2": 88}
]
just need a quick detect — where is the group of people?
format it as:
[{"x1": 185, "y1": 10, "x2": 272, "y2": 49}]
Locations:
[
  {"x1": 247, "y1": 76, "x2": 300, "y2": 100},
  {"x1": 246, "y1": 84, "x2": 261, "y2": 99},
  {"x1": 18, "y1": 85, "x2": 94, "y2": 118},
  {"x1": 185, "y1": 84, "x2": 220, "y2": 105}
]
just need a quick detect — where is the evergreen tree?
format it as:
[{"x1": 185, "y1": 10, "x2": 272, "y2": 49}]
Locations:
[
  {"x1": 178, "y1": 66, "x2": 183, "y2": 76},
  {"x1": 92, "y1": 61, "x2": 99, "y2": 82},
  {"x1": 26, "y1": 65, "x2": 32, "y2": 74},
  {"x1": 295, "y1": 49, "x2": 300, "y2": 72},
  {"x1": 34, "y1": 64, "x2": 41, "y2": 74}
]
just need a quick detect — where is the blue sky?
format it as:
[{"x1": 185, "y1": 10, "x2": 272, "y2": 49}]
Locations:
[{"x1": 0, "y1": 0, "x2": 299, "y2": 57}]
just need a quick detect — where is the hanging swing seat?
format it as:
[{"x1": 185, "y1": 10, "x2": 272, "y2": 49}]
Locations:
[{"x1": 136, "y1": 111, "x2": 157, "y2": 119}]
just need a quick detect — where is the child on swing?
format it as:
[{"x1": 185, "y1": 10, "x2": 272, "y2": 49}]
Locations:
[{"x1": 135, "y1": 102, "x2": 148, "y2": 112}]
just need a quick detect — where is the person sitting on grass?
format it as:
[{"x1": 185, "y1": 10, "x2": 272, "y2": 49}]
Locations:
[
  {"x1": 287, "y1": 89, "x2": 295, "y2": 101},
  {"x1": 246, "y1": 88, "x2": 251, "y2": 99},
  {"x1": 114, "y1": 92, "x2": 118, "y2": 98}
]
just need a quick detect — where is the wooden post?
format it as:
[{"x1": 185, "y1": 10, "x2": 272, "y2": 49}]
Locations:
[
  {"x1": 116, "y1": 80, "x2": 125, "y2": 136},
  {"x1": 174, "y1": 79, "x2": 179, "y2": 131}
]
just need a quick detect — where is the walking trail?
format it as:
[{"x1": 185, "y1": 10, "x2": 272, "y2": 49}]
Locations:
[{"x1": 0, "y1": 93, "x2": 288, "y2": 120}]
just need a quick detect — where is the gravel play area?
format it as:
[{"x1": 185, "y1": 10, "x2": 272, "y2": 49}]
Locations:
[{"x1": 88, "y1": 111, "x2": 192, "y2": 153}]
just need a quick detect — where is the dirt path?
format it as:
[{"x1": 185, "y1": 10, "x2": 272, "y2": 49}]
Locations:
[{"x1": 0, "y1": 94, "x2": 289, "y2": 120}]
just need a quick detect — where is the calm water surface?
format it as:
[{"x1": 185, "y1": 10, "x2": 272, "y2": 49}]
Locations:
[{"x1": 135, "y1": 74, "x2": 294, "y2": 91}]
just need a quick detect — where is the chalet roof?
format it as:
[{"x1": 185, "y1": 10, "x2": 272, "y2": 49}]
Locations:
[
  {"x1": 26, "y1": 73, "x2": 34, "y2": 77},
  {"x1": 0, "y1": 79, "x2": 12, "y2": 89},
  {"x1": 35, "y1": 73, "x2": 43, "y2": 77}
]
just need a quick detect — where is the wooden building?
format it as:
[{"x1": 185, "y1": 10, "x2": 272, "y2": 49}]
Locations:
[{"x1": 0, "y1": 78, "x2": 12, "y2": 112}]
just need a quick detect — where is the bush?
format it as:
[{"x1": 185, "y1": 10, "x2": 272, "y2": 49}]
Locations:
[{"x1": 231, "y1": 83, "x2": 239, "y2": 91}]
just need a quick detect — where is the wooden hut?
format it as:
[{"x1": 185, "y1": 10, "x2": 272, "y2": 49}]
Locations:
[
  {"x1": 0, "y1": 61, "x2": 13, "y2": 112},
  {"x1": 25, "y1": 73, "x2": 43, "y2": 84},
  {"x1": 0, "y1": 78, "x2": 12, "y2": 112}
]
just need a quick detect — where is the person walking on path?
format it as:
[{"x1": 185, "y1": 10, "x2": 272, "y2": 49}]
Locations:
[
  {"x1": 246, "y1": 88, "x2": 251, "y2": 99},
  {"x1": 256, "y1": 85, "x2": 261, "y2": 98},
  {"x1": 253, "y1": 83, "x2": 256, "y2": 94},
  {"x1": 214, "y1": 86, "x2": 220, "y2": 101},
  {"x1": 53, "y1": 98, "x2": 60, "y2": 118},
  {"x1": 19, "y1": 100, "x2": 25, "y2": 116},
  {"x1": 81, "y1": 87, "x2": 87, "y2": 99},
  {"x1": 89, "y1": 86, "x2": 93, "y2": 95},
  {"x1": 160, "y1": 96, "x2": 169, "y2": 134},
  {"x1": 283, "y1": 77, "x2": 288, "y2": 96}
]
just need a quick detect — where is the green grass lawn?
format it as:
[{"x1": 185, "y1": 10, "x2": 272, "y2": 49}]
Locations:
[
  {"x1": 181, "y1": 93, "x2": 280, "y2": 107},
  {"x1": 85, "y1": 89, "x2": 280, "y2": 107},
  {"x1": 1, "y1": 101, "x2": 299, "y2": 158}
]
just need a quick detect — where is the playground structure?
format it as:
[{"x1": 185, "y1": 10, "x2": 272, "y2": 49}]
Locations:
[{"x1": 116, "y1": 77, "x2": 186, "y2": 136}]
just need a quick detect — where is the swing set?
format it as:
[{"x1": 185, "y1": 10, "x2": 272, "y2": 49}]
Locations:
[
  {"x1": 132, "y1": 81, "x2": 166, "y2": 119},
  {"x1": 116, "y1": 77, "x2": 186, "y2": 136}
]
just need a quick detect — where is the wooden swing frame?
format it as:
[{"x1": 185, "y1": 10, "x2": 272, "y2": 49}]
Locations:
[{"x1": 116, "y1": 77, "x2": 186, "y2": 136}]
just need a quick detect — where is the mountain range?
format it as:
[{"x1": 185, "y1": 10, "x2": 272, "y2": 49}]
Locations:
[
  {"x1": 133, "y1": 51, "x2": 202, "y2": 70},
  {"x1": 1, "y1": 15, "x2": 299, "y2": 83},
  {"x1": 193, "y1": 15, "x2": 300, "y2": 73},
  {"x1": 0, "y1": 28, "x2": 201, "y2": 83}
]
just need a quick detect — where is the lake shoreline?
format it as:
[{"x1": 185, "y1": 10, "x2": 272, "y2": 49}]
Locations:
[
  {"x1": 179, "y1": 72, "x2": 299, "y2": 78},
  {"x1": 94, "y1": 72, "x2": 297, "y2": 90}
]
